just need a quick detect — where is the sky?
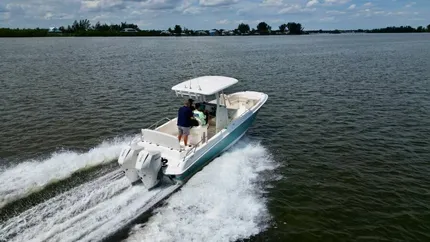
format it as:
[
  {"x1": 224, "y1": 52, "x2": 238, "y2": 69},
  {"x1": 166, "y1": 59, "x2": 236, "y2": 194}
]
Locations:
[{"x1": 0, "y1": 0, "x2": 429, "y2": 30}]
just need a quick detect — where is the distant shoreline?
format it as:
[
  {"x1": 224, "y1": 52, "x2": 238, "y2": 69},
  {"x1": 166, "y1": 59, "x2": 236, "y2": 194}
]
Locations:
[
  {"x1": 0, "y1": 32, "x2": 428, "y2": 38},
  {"x1": 1, "y1": 21, "x2": 428, "y2": 38}
]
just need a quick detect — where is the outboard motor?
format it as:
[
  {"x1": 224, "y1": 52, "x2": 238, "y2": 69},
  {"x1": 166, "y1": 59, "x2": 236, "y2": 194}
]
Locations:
[
  {"x1": 118, "y1": 144, "x2": 145, "y2": 183},
  {"x1": 135, "y1": 149, "x2": 163, "y2": 189}
]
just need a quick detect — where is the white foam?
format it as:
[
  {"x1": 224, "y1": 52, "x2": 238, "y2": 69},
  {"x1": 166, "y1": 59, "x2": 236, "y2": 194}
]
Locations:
[
  {"x1": 0, "y1": 139, "x2": 278, "y2": 242},
  {"x1": 0, "y1": 170, "x2": 177, "y2": 242},
  {"x1": 0, "y1": 136, "x2": 134, "y2": 208},
  {"x1": 126, "y1": 140, "x2": 278, "y2": 242}
]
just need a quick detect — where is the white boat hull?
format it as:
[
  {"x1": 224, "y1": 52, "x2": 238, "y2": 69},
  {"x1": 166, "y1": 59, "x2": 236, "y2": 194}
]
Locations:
[
  {"x1": 118, "y1": 89, "x2": 268, "y2": 189},
  {"x1": 173, "y1": 109, "x2": 259, "y2": 182}
]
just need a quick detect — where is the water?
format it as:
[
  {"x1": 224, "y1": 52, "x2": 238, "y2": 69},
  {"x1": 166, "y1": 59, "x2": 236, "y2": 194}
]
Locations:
[{"x1": 1, "y1": 34, "x2": 430, "y2": 241}]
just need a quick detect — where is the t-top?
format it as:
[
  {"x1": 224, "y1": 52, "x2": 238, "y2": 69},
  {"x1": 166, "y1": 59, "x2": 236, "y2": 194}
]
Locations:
[{"x1": 177, "y1": 106, "x2": 193, "y2": 127}]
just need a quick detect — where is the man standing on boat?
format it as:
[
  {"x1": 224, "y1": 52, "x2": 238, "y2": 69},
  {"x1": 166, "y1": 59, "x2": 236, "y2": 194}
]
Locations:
[{"x1": 177, "y1": 99, "x2": 194, "y2": 146}]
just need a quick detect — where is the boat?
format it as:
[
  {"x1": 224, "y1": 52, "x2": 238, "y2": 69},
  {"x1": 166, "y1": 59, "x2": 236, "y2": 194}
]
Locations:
[{"x1": 117, "y1": 76, "x2": 268, "y2": 189}]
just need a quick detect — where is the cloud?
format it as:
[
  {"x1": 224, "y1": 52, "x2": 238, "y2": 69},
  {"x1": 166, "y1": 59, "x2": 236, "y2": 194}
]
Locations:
[
  {"x1": 43, "y1": 12, "x2": 74, "y2": 20},
  {"x1": 216, "y1": 19, "x2": 229, "y2": 24},
  {"x1": 326, "y1": 10, "x2": 346, "y2": 15},
  {"x1": 324, "y1": 0, "x2": 350, "y2": 5},
  {"x1": 347, "y1": 4, "x2": 356, "y2": 9},
  {"x1": 0, "y1": 12, "x2": 11, "y2": 20},
  {"x1": 306, "y1": 0, "x2": 319, "y2": 7},
  {"x1": 0, "y1": 3, "x2": 7, "y2": 13},
  {"x1": 80, "y1": 0, "x2": 126, "y2": 12},
  {"x1": 0, "y1": 3, "x2": 10, "y2": 20},
  {"x1": 182, "y1": 6, "x2": 202, "y2": 14},
  {"x1": 363, "y1": 2, "x2": 372, "y2": 7},
  {"x1": 139, "y1": 0, "x2": 180, "y2": 10},
  {"x1": 319, "y1": 16, "x2": 336, "y2": 22},
  {"x1": 405, "y1": 2, "x2": 416, "y2": 7},
  {"x1": 260, "y1": 0, "x2": 284, "y2": 7},
  {"x1": 199, "y1": 0, "x2": 238, "y2": 7},
  {"x1": 278, "y1": 4, "x2": 316, "y2": 14}
]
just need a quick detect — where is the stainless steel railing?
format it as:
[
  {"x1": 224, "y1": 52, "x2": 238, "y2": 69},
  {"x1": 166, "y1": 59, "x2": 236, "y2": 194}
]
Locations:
[{"x1": 147, "y1": 117, "x2": 171, "y2": 130}]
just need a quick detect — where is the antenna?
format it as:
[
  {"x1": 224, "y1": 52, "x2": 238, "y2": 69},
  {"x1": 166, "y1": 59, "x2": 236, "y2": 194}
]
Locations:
[
  {"x1": 190, "y1": 37, "x2": 202, "y2": 91},
  {"x1": 190, "y1": 59, "x2": 202, "y2": 90}
]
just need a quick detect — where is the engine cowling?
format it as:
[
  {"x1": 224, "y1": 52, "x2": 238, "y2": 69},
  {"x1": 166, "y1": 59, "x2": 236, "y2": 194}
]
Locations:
[
  {"x1": 118, "y1": 144, "x2": 145, "y2": 183},
  {"x1": 135, "y1": 149, "x2": 163, "y2": 189}
]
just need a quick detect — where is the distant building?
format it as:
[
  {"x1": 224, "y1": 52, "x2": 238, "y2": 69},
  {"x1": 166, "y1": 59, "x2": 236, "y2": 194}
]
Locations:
[
  {"x1": 48, "y1": 27, "x2": 62, "y2": 33},
  {"x1": 196, "y1": 30, "x2": 208, "y2": 36},
  {"x1": 120, "y1": 28, "x2": 138, "y2": 33},
  {"x1": 224, "y1": 30, "x2": 234, "y2": 36},
  {"x1": 160, "y1": 30, "x2": 172, "y2": 36},
  {"x1": 209, "y1": 29, "x2": 219, "y2": 36}
]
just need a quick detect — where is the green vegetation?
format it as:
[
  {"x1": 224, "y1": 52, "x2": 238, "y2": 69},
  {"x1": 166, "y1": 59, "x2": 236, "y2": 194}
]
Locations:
[
  {"x1": 0, "y1": 19, "x2": 307, "y2": 37},
  {"x1": 308, "y1": 25, "x2": 430, "y2": 34},
  {"x1": 366, "y1": 25, "x2": 429, "y2": 33},
  {"x1": 237, "y1": 23, "x2": 250, "y2": 34},
  {"x1": 0, "y1": 28, "x2": 49, "y2": 37},
  {"x1": 0, "y1": 19, "x2": 429, "y2": 37},
  {"x1": 286, "y1": 22, "x2": 304, "y2": 35}
]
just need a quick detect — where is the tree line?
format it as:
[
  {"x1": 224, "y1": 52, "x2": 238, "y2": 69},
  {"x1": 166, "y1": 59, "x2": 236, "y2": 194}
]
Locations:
[
  {"x1": 309, "y1": 25, "x2": 430, "y2": 34},
  {"x1": 366, "y1": 25, "x2": 430, "y2": 33},
  {"x1": 0, "y1": 19, "x2": 305, "y2": 37},
  {"x1": 0, "y1": 19, "x2": 429, "y2": 37}
]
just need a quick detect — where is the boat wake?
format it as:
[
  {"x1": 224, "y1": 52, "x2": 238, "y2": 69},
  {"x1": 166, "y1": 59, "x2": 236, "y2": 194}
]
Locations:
[
  {"x1": 0, "y1": 136, "x2": 134, "y2": 209},
  {"x1": 126, "y1": 139, "x2": 278, "y2": 242},
  {"x1": 0, "y1": 139, "x2": 278, "y2": 242}
]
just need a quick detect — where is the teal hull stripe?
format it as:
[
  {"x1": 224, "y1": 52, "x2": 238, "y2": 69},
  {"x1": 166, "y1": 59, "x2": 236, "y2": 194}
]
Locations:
[{"x1": 175, "y1": 112, "x2": 257, "y2": 181}]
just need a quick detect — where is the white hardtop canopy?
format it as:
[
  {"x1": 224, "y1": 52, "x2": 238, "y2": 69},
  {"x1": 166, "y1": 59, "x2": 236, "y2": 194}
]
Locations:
[{"x1": 172, "y1": 76, "x2": 239, "y2": 96}]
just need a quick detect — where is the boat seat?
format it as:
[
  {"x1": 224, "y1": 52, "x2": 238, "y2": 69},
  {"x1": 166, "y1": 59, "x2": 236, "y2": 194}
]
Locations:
[
  {"x1": 141, "y1": 129, "x2": 181, "y2": 151},
  {"x1": 189, "y1": 125, "x2": 208, "y2": 146}
]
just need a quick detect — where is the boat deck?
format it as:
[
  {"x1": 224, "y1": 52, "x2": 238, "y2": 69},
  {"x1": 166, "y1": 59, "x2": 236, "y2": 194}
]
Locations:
[{"x1": 207, "y1": 124, "x2": 216, "y2": 140}]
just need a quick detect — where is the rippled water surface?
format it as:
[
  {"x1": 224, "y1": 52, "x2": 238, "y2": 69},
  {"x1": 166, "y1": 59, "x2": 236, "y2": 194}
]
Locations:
[{"x1": 1, "y1": 34, "x2": 430, "y2": 242}]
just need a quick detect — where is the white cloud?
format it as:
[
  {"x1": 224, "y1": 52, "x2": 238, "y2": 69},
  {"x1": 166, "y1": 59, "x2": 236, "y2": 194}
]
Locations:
[
  {"x1": 319, "y1": 16, "x2": 336, "y2": 22},
  {"x1": 216, "y1": 19, "x2": 229, "y2": 24},
  {"x1": 405, "y1": 2, "x2": 416, "y2": 8},
  {"x1": 270, "y1": 19, "x2": 284, "y2": 23},
  {"x1": 80, "y1": 0, "x2": 126, "y2": 12},
  {"x1": 199, "y1": 0, "x2": 238, "y2": 7},
  {"x1": 177, "y1": 0, "x2": 194, "y2": 10},
  {"x1": 347, "y1": 4, "x2": 356, "y2": 9},
  {"x1": 306, "y1": 0, "x2": 319, "y2": 7},
  {"x1": 260, "y1": 0, "x2": 283, "y2": 7},
  {"x1": 373, "y1": 11, "x2": 385, "y2": 15},
  {"x1": 279, "y1": 4, "x2": 315, "y2": 14},
  {"x1": 324, "y1": 0, "x2": 350, "y2": 5},
  {"x1": 0, "y1": 12, "x2": 10, "y2": 20},
  {"x1": 182, "y1": 6, "x2": 202, "y2": 14},
  {"x1": 43, "y1": 12, "x2": 74, "y2": 20},
  {"x1": 134, "y1": 20, "x2": 152, "y2": 27},
  {"x1": 363, "y1": 2, "x2": 372, "y2": 7},
  {"x1": 326, "y1": 10, "x2": 346, "y2": 15},
  {"x1": 139, "y1": 0, "x2": 179, "y2": 10}
]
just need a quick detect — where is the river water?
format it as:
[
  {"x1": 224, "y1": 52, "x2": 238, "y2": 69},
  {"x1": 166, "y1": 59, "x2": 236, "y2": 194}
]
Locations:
[{"x1": 1, "y1": 34, "x2": 430, "y2": 242}]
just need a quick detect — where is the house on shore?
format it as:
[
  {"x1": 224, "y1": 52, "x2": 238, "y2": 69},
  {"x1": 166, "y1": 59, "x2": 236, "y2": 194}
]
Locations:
[
  {"x1": 120, "y1": 28, "x2": 138, "y2": 33},
  {"x1": 48, "y1": 27, "x2": 62, "y2": 35},
  {"x1": 160, "y1": 30, "x2": 172, "y2": 36},
  {"x1": 196, "y1": 30, "x2": 208, "y2": 36},
  {"x1": 209, "y1": 29, "x2": 219, "y2": 36}
]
